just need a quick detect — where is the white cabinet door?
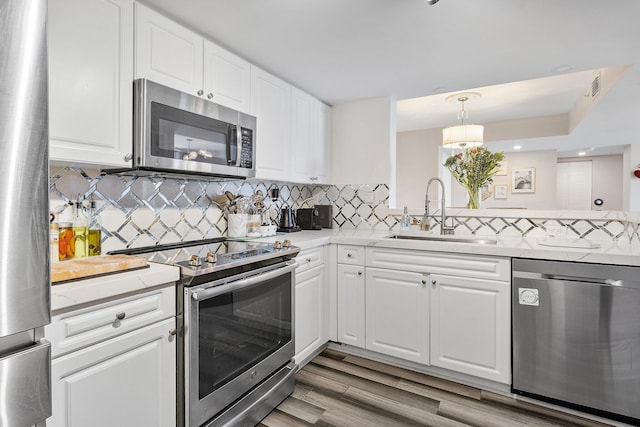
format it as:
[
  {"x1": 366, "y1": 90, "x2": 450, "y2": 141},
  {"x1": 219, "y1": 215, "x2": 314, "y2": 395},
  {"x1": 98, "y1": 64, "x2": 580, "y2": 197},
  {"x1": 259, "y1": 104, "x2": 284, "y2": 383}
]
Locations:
[
  {"x1": 365, "y1": 268, "x2": 429, "y2": 364},
  {"x1": 251, "y1": 66, "x2": 292, "y2": 181},
  {"x1": 203, "y1": 40, "x2": 251, "y2": 113},
  {"x1": 135, "y1": 3, "x2": 203, "y2": 95},
  {"x1": 430, "y1": 274, "x2": 510, "y2": 384},
  {"x1": 49, "y1": 318, "x2": 176, "y2": 427},
  {"x1": 290, "y1": 88, "x2": 332, "y2": 184},
  {"x1": 48, "y1": 0, "x2": 134, "y2": 168},
  {"x1": 290, "y1": 88, "x2": 316, "y2": 184},
  {"x1": 337, "y1": 264, "x2": 366, "y2": 348},
  {"x1": 316, "y1": 102, "x2": 332, "y2": 184},
  {"x1": 295, "y1": 264, "x2": 325, "y2": 363}
]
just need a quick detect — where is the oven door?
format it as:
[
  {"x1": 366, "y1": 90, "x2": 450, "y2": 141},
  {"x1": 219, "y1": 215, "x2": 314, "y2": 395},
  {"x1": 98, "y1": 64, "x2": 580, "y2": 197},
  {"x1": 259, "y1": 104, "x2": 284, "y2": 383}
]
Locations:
[{"x1": 184, "y1": 261, "x2": 296, "y2": 427}]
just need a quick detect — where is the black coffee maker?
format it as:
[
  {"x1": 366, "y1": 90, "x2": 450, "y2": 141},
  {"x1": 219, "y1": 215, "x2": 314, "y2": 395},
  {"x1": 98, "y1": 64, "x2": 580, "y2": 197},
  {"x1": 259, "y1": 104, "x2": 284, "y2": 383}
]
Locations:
[{"x1": 277, "y1": 207, "x2": 301, "y2": 232}]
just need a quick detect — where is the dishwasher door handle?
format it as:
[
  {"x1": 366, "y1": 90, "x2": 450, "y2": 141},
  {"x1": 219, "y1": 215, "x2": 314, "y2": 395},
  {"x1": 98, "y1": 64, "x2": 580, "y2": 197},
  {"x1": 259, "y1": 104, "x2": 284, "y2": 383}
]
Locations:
[{"x1": 541, "y1": 274, "x2": 623, "y2": 287}]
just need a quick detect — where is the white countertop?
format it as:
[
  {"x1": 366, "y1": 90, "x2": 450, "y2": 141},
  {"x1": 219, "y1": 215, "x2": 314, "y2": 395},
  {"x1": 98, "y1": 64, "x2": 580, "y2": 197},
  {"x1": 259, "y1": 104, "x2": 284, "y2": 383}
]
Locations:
[
  {"x1": 50, "y1": 228, "x2": 639, "y2": 314},
  {"x1": 255, "y1": 229, "x2": 640, "y2": 266},
  {"x1": 50, "y1": 263, "x2": 180, "y2": 315}
]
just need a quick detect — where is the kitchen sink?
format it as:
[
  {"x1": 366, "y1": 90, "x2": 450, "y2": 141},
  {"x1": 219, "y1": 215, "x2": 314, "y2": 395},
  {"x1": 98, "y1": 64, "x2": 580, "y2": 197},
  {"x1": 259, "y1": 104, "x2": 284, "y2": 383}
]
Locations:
[{"x1": 386, "y1": 234, "x2": 498, "y2": 245}]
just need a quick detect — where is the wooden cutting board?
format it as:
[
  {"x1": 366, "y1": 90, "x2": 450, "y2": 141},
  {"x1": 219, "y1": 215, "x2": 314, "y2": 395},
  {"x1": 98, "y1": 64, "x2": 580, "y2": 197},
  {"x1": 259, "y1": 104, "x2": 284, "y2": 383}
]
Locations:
[{"x1": 51, "y1": 254, "x2": 148, "y2": 284}]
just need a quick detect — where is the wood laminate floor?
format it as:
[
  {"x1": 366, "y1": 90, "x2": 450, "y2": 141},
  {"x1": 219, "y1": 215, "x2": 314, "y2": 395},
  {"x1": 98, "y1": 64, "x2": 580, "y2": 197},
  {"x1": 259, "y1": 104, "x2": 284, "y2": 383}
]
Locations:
[{"x1": 260, "y1": 348, "x2": 618, "y2": 427}]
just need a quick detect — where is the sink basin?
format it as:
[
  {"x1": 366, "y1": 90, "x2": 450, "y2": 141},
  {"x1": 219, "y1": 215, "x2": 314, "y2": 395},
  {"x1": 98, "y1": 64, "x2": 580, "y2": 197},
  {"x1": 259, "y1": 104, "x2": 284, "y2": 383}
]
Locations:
[{"x1": 386, "y1": 234, "x2": 498, "y2": 245}]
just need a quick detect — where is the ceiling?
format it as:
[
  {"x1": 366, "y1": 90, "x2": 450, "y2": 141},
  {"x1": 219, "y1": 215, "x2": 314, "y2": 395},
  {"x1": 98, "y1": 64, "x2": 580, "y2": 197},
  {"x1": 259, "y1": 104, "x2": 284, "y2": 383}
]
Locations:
[{"x1": 139, "y1": 0, "x2": 640, "y2": 152}]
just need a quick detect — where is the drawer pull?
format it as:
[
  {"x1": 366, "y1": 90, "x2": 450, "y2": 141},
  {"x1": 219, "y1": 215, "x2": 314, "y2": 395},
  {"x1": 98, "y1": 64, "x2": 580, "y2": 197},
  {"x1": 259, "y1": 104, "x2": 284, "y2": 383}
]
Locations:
[
  {"x1": 357, "y1": 271, "x2": 363, "y2": 277},
  {"x1": 347, "y1": 253, "x2": 353, "y2": 258},
  {"x1": 306, "y1": 258, "x2": 312, "y2": 263},
  {"x1": 115, "y1": 312, "x2": 126, "y2": 321}
]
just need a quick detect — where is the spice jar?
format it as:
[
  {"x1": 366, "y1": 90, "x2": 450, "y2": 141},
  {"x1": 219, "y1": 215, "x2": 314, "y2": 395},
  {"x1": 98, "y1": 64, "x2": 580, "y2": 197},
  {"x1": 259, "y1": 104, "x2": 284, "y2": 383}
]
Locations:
[{"x1": 58, "y1": 222, "x2": 74, "y2": 261}]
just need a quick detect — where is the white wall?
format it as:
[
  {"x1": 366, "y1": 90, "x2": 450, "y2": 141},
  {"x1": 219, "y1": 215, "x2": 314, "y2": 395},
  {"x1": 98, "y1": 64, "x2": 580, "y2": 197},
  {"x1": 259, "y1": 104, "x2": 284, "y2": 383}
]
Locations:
[
  {"x1": 558, "y1": 155, "x2": 623, "y2": 210},
  {"x1": 396, "y1": 128, "x2": 441, "y2": 208},
  {"x1": 475, "y1": 150, "x2": 558, "y2": 210},
  {"x1": 331, "y1": 97, "x2": 396, "y2": 186}
]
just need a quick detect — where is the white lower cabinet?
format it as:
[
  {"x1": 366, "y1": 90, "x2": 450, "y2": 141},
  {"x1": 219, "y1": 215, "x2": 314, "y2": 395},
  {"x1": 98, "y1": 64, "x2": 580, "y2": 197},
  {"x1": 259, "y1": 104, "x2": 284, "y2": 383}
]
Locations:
[
  {"x1": 365, "y1": 268, "x2": 429, "y2": 364},
  {"x1": 47, "y1": 286, "x2": 177, "y2": 427},
  {"x1": 337, "y1": 264, "x2": 366, "y2": 348},
  {"x1": 294, "y1": 246, "x2": 328, "y2": 364},
  {"x1": 429, "y1": 273, "x2": 510, "y2": 384},
  {"x1": 334, "y1": 245, "x2": 511, "y2": 384},
  {"x1": 50, "y1": 318, "x2": 176, "y2": 427}
]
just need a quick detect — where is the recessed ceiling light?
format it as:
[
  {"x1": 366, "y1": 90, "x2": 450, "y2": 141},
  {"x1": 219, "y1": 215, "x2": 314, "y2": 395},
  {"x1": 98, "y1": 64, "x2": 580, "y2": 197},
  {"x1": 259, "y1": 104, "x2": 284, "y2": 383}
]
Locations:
[
  {"x1": 513, "y1": 145, "x2": 521, "y2": 150},
  {"x1": 578, "y1": 151, "x2": 586, "y2": 156},
  {"x1": 552, "y1": 65, "x2": 573, "y2": 73}
]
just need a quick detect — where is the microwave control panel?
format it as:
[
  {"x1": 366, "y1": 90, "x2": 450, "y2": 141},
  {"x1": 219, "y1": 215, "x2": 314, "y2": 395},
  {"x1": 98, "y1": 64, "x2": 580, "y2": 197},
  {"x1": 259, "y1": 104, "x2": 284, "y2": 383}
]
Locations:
[{"x1": 239, "y1": 128, "x2": 253, "y2": 168}]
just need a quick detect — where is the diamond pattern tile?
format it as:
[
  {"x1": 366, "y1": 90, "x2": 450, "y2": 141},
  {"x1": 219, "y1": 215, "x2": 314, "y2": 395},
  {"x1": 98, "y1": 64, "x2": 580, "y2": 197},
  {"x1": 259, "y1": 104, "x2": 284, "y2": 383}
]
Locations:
[{"x1": 49, "y1": 167, "x2": 632, "y2": 248}]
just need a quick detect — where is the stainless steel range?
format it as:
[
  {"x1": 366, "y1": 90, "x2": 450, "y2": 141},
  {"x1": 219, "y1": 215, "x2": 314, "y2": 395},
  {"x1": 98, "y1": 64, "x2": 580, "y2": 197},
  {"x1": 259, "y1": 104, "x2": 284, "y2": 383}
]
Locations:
[{"x1": 112, "y1": 238, "x2": 300, "y2": 426}]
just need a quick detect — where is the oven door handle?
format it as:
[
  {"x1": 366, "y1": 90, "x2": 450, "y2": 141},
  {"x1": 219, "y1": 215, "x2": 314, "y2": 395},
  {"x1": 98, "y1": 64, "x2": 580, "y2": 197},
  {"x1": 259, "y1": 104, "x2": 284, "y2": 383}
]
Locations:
[{"x1": 191, "y1": 262, "x2": 298, "y2": 301}]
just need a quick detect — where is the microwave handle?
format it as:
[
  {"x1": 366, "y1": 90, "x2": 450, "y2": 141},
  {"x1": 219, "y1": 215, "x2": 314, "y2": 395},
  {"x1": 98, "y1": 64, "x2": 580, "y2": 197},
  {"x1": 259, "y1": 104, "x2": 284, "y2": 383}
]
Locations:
[{"x1": 235, "y1": 125, "x2": 242, "y2": 166}]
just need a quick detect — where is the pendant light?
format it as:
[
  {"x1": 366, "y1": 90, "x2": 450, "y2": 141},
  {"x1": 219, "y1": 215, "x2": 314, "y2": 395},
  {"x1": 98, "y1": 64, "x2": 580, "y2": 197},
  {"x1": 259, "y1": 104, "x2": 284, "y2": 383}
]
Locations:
[{"x1": 442, "y1": 93, "x2": 484, "y2": 149}]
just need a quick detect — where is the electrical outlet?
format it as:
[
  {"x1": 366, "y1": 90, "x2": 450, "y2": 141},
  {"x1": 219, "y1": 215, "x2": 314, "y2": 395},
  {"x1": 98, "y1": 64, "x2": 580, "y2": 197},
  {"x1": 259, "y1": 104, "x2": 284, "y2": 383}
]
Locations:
[
  {"x1": 546, "y1": 225, "x2": 566, "y2": 236},
  {"x1": 360, "y1": 190, "x2": 375, "y2": 204}
]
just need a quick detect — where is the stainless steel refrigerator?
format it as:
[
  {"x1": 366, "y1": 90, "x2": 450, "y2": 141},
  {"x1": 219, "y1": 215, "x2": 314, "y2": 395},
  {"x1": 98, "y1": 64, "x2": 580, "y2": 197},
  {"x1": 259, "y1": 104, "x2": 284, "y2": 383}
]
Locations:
[{"x1": 0, "y1": 0, "x2": 51, "y2": 425}]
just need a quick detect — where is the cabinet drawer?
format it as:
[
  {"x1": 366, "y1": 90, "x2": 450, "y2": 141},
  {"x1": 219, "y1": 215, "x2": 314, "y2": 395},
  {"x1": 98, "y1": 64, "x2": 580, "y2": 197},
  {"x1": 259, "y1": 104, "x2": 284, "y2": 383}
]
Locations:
[
  {"x1": 366, "y1": 247, "x2": 510, "y2": 282},
  {"x1": 47, "y1": 286, "x2": 175, "y2": 358},
  {"x1": 295, "y1": 246, "x2": 324, "y2": 274},
  {"x1": 337, "y1": 245, "x2": 365, "y2": 265}
]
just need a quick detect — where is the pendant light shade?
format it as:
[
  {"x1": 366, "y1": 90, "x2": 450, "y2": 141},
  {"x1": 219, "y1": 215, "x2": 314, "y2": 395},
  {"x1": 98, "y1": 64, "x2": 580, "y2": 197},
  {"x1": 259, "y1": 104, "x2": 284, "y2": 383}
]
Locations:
[
  {"x1": 442, "y1": 124, "x2": 484, "y2": 148},
  {"x1": 442, "y1": 93, "x2": 484, "y2": 148}
]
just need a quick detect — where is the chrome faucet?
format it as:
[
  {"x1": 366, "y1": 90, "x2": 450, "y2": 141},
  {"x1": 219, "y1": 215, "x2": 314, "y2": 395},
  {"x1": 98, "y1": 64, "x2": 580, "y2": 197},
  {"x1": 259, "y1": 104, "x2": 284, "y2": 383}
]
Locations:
[{"x1": 421, "y1": 177, "x2": 454, "y2": 235}]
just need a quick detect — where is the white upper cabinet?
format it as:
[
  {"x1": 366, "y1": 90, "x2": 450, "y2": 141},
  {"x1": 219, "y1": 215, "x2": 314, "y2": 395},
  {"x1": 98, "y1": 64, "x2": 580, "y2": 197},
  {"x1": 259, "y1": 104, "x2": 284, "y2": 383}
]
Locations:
[
  {"x1": 135, "y1": 3, "x2": 203, "y2": 94},
  {"x1": 251, "y1": 66, "x2": 292, "y2": 181},
  {"x1": 290, "y1": 88, "x2": 332, "y2": 184},
  {"x1": 135, "y1": 3, "x2": 251, "y2": 113},
  {"x1": 48, "y1": 0, "x2": 134, "y2": 168},
  {"x1": 203, "y1": 41, "x2": 251, "y2": 113}
]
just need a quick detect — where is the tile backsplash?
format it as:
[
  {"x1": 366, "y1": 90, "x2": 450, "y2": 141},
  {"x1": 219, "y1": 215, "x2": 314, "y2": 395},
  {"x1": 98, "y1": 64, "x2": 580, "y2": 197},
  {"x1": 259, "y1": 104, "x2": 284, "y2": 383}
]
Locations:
[
  {"x1": 50, "y1": 167, "x2": 639, "y2": 253},
  {"x1": 49, "y1": 167, "x2": 391, "y2": 253}
]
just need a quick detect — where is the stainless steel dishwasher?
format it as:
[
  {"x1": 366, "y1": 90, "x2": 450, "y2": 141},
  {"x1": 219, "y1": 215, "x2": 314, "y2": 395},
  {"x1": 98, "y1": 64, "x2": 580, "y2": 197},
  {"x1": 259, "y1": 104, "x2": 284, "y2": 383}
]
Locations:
[{"x1": 512, "y1": 258, "x2": 640, "y2": 424}]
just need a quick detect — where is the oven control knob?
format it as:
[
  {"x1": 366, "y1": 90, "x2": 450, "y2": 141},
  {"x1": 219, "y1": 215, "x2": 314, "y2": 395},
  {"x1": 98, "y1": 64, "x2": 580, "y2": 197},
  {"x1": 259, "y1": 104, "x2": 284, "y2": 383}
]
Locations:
[
  {"x1": 282, "y1": 239, "x2": 291, "y2": 248},
  {"x1": 188, "y1": 255, "x2": 201, "y2": 266},
  {"x1": 205, "y1": 252, "x2": 217, "y2": 263},
  {"x1": 273, "y1": 240, "x2": 282, "y2": 249}
]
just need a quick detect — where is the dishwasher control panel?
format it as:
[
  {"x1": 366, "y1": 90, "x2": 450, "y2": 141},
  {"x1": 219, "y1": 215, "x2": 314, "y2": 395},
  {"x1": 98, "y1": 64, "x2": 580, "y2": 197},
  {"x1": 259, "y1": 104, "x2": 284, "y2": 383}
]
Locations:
[{"x1": 518, "y1": 288, "x2": 539, "y2": 306}]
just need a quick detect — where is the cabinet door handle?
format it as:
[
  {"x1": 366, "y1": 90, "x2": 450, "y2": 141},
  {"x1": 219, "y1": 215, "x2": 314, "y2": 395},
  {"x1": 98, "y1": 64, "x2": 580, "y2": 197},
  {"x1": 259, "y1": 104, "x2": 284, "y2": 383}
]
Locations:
[
  {"x1": 421, "y1": 279, "x2": 427, "y2": 286},
  {"x1": 115, "y1": 312, "x2": 126, "y2": 320},
  {"x1": 357, "y1": 271, "x2": 363, "y2": 276},
  {"x1": 310, "y1": 177, "x2": 318, "y2": 181},
  {"x1": 306, "y1": 258, "x2": 312, "y2": 263},
  {"x1": 197, "y1": 89, "x2": 204, "y2": 96},
  {"x1": 207, "y1": 93, "x2": 214, "y2": 99},
  {"x1": 431, "y1": 279, "x2": 437, "y2": 286},
  {"x1": 123, "y1": 153, "x2": 132, "y2": 162},
  {"x1": 169, "y1": 329, "x2": 178, "y2": 336}
]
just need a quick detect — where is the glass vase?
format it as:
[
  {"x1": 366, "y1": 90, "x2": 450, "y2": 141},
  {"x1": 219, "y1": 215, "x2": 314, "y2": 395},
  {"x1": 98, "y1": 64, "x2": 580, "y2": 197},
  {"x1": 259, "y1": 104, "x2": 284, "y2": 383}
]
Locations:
[{"x1": 466, "y1": 187, "x2": 481, "y2": 209}]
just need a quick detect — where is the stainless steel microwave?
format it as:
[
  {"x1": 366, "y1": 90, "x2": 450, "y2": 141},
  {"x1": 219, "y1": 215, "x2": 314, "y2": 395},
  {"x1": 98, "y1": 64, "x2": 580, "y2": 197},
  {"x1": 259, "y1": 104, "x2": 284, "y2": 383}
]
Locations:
[{"x1": 112, "y1": 79, "x2": 256, "y2": 180}]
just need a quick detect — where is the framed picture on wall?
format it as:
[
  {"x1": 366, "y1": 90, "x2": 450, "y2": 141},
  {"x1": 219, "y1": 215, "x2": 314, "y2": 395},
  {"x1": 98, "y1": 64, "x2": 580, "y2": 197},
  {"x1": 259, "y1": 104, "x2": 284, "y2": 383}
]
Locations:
[
  {"x1": 494, "y1": 185, "x2": 508, "y2": 199},
  {"x1": 494, "y1": 161, "x2": 508, "y2": 176},
  {"x1": 512, "y1": 167, "x2": 535, "y2": 193}
]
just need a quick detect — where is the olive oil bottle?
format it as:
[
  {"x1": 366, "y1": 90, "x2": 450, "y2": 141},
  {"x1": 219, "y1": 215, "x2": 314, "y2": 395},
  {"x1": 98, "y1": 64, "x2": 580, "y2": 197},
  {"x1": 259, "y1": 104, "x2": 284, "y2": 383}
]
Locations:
[
  {"x1": 88, "y1": 197, "x2": 102, "y2": 256},
  {"x1": 72, "y1": 196, "x2": 89, "y2": 258}
]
